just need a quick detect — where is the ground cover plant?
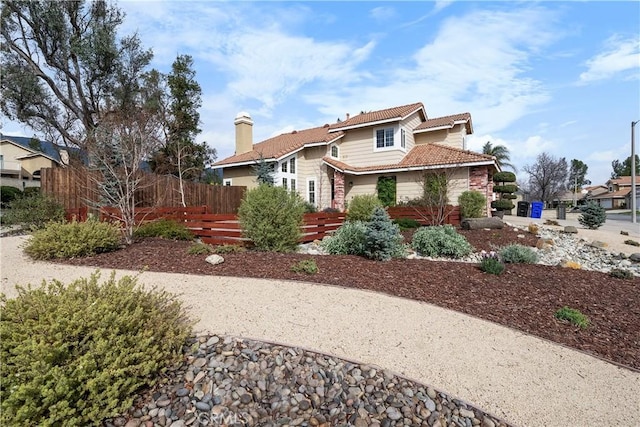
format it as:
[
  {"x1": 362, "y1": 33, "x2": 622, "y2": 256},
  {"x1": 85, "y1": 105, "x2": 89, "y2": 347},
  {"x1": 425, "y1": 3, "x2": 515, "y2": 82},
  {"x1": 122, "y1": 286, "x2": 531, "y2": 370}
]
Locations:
[
  {"x1": 25, "y1": 220, "x2": 121, "y2": 260},
  {"x1": 392, "y1": 217, "x2": 421, "y2": 231},
  {"x1": 499, "y1": 244, "x2": 539, "y2": 264},
  {"x1": 290, "y1": 259, "x2": 319, "y2": 274},
  {"x1": 0, "y1": 272, "x2": 193, "y2": 426},
  {"x1": 187, "y1": 242, "x2": 212, "y2": 255},
  {"x1": 133, "y1": 218, "x2": 193, "y2": 240},
  {"x1": 479, "y1": 251, "x2": 504, "y2": 275},
  {"x1": 411, "y1": 225, "x2": 473, "y2": 258},
  {"x1": 554, "y1": 306, "x2": 590, "y2": 329}
]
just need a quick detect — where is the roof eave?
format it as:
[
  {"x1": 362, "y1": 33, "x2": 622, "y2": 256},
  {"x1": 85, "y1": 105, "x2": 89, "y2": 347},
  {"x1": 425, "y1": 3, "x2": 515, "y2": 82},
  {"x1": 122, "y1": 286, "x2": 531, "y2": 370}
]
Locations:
[{"x1": 324, "y1": 160, "x2": 496, "y2": 176}]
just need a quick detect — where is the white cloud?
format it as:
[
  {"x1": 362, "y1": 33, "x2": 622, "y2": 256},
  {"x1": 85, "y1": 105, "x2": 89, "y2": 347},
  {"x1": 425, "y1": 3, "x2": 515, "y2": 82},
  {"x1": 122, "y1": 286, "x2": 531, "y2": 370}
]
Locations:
[
  {"x1": 433, "y1": 1, "x2": 454, "y2": 14},
  {"x1": 579, "y1": 35, "x2": 640, "y2": 84},
  {"x1": 370, "y1": 6, "x2": 396, "y2": 22}
]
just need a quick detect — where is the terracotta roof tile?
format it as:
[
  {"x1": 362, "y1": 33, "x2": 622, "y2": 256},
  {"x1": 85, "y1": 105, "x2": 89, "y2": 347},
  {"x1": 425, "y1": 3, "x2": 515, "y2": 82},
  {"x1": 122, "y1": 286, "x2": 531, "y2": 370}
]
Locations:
[
  {"x1": 591, "y1": 188, "x2": 631, "y2": 199},
  {"x1": 329, "y1": 102, "x2": 425, "y2": 130},
  {"x1": 609, "y1": 176, "x2": 632, "y2": 186},
  {"x1": 214, "y1": 125, "x2": 343, "y2": 166},
  {"x1": 323, "y1": 143, "x2": 495, "y2": 174},
  {"x1": 414, "y1": 112, "x2": 471, "y2": 131}
]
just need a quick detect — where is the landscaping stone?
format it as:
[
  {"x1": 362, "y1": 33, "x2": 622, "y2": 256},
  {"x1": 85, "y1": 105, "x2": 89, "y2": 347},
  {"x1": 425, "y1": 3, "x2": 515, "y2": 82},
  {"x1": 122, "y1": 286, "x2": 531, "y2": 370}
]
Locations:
[
  {"x1": 460, "y1": 217, "x2": 504, "y2": 230},
  {"x1": 563, "y1": 226, "x2": 578, "y2": 234},
  {"x1": 630, "y1": 253, "x2": 640, "y2": 263},
  {"x1": 205, "y1": 254, "x2": 224, "y2": 265},
  {"x1": 108, "y1": 335, "x2": 511, "y2": 427}
]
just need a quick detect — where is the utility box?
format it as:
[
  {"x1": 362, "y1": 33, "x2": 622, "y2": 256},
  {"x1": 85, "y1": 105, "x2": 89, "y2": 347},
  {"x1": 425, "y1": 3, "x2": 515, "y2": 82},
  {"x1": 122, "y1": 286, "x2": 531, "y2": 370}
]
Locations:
[
  {"x1": 557, "y1": 203, "x2": 566, "y2": 220},
  {"x1": 516, "y1": 201, "x2": 529, "y2": 217},
  {"x1": 530, "y1": 201, "x2": 544, "y2": 219}
]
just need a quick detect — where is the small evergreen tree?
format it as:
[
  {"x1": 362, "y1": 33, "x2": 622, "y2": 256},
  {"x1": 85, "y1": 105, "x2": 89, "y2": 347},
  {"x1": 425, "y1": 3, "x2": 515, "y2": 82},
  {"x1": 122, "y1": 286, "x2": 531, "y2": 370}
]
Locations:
[
  {"x1": 363, "y1": 207, "x2": 405, "y2": 261},
  {"x1": 578, "y1": 202, "x2": 606, "y2": 229},
  {"x1": 252, "y1": 154, "x2": 275, "y2": 185}
]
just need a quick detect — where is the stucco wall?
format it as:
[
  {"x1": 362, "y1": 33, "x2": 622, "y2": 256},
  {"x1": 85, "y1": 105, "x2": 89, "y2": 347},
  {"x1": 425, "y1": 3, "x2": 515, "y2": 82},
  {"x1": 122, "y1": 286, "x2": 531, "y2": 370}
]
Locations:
[{"x1": 222, "y1": 166, "x2": 258, "y2": 188}]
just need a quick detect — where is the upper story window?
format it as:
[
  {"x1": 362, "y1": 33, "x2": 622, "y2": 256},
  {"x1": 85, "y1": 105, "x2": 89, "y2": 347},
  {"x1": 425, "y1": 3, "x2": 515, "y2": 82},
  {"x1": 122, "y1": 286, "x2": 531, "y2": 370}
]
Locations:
[
  {"x1": 609, "y1": 185, "x2": 613, "y2": 192},
  {"x1": 223, "y1": 178, "x2": 232, "y2": 186},
  {"x1": 281, "y1": 161, "x2": 288, "y2": 173},
  {"x1": 401, "y1": 129, "x2": 406, "y2": 149},
  {"x1": 289, "y1": 158, "x2": 296, "y2": 174},
  {"x1": 376, "y1": 128, "x2": 394, "y2": 149},
  {"x1": 330, "y1": 145, "x2": 339, "y2": 159}
]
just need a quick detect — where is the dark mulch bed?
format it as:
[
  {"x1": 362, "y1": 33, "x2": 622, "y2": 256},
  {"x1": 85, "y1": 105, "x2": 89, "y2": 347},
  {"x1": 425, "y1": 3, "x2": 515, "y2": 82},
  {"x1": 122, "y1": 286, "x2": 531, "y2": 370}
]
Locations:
[{"x1": 55, "y1": 227, "x2": 640, "y2": 371}]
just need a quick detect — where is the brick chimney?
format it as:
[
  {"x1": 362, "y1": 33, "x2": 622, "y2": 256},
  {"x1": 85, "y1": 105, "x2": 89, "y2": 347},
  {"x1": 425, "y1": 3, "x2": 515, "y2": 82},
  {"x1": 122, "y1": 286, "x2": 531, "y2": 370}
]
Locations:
[{"x1": 234, "y1": 112, "x2": 253, "y2": 155}]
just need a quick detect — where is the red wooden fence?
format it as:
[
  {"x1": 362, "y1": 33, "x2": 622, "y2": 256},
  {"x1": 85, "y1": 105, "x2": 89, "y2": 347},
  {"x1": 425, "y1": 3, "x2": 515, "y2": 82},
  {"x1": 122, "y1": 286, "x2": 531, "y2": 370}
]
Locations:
[{"x1": 67, "y1": 205, "x2": 460, "y2": 245}]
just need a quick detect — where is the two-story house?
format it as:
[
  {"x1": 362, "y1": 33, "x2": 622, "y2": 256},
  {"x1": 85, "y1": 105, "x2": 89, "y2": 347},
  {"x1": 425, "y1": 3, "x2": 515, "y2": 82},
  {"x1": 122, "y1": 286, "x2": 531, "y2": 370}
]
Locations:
[
  {"x1": 0, "y1": 135, "x2": 66, "y2": 190},
  {"x1": 588, "y1": 176, "x2": 632, "y2": 209},
  {"x1": 214, "y1": 102, "x2": 499, "y2": 214}
]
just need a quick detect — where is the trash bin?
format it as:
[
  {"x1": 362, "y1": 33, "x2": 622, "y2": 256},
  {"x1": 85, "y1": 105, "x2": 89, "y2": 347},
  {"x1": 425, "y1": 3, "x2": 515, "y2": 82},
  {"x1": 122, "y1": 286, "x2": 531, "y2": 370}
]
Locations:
[
  {"x1": 556, "y1": 203, "x2": 566, "y2": 220},
  {"x1": 517, "y1": 201, "x2": 530, "y2": 217},
  {"x1": 530, "y1": 201, "x2": 544, "y2": 219}
]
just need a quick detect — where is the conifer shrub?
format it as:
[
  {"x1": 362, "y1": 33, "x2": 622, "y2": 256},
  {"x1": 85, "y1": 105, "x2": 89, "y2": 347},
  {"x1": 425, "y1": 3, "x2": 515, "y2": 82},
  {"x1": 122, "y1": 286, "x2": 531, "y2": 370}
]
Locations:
[
  {"x1": 321, "y1": 221, "x2": 367, "y2": 256},
  {"x1": 0, "y1": 272, "x2": 193, "y2": 426},
  {"x1": 363, "y1": 207, "x2": 406, "y2": 261},
  {"x1": 2, "y1": 193, "x2": 65, "y2": 229},
  {"x1": 458, "y1": 190, "x2": 487, "y2": 218},
  {"x1": 499, "y1": 244, "x2": 539, "y2": 264},
  {"x1": 133, "y1": 218, "x2": 193, "y2": 240},
  {"x1": 24, "y1": 220, "x2": 121, "y2": 260},
  {"x1": 578, "y1": 202, "x2": 606, "y2": 230},
  {"x1": 411, "y1": 225, "x2": 473, "y2": 258},
  {"x1": 346, "y1": 194, "x2": 383, "y2": 222},
  {"x1": 238, "y1": 184, "x2": 305, "y2": 252}
]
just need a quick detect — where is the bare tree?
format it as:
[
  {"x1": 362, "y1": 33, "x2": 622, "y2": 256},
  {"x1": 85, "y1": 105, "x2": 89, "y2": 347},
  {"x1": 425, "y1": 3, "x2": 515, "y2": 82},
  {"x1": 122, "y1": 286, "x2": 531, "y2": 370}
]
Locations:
[
  {"x1": 412, "y1": 168, "x2": 459, "y2": 225},
  {"x1": 88, "y1": 109, "x2": 163, "y2": 244},
  {"x1": 523, "y1": 152, "x2": 568, "y2": 206}
]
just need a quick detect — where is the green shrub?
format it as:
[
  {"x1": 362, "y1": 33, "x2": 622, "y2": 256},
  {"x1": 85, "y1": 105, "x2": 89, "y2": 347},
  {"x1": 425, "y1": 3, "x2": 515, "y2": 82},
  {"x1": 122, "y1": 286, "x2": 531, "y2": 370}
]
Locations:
[
  {"x1": 303, "y1": 201, "x2": 317, "y2": 213},
  {"x1": 458, "y1": 190, "x2": 486, "y2": 219},
  {"x1": 609, "y1": 268, "x2": 634, "y2": 280},
  {"x1": 392, "y1": 217, "x2": 421, "y2": 231},
  {"x1": 322, "y1": 207, "x2": 340, "y2": 213},
  {"x1": 290, "y1": 259, "x2": 319, "y2": 274},
  {"x1": 554, "y1": 306, "x2": 589, "y2": 329},
  {"x1": 411, "y1": 225, "x2": 473, "y2": 258},
  {"x1": 321, "y1": 221, "x2": 367, "y2": 256},
  {"x1": 578, "y1": 202, "x2": 606, "y2": 230},
  {"x1": 363, "y1": 207, "x2": 406, "y2": 261},
  {"x1": 376, "y1": 177, "x2": 396, "y2": 207},
  {"x1": 0, "y1": 272, "x2": 193, "y2": 426},
  {"x1": 212, "y1": 244, "x2": 246, "y2": 254},
  {"x1": 346, "y1": 194, "x2": 383, "y2": 222},
  {"x1": 2, "y1": 193, "x2": 65, "y2": 229},
  {"x1": 493, "y1": 171, "x2": 516, "y2": 183},
  {"x1": 238, "y1": 184, "x2": 306, "y2": 252},
  {"x1": 493, "y1": 184, "x2": 518, "y2": 194},
  {"x1": 1, "y1": 186, "x2": 22, "y2": 207},
  {"x1": 133, "y1": 218, "x2": 193, "y2": 240},
  {"x1": 491, "y1": 199, "x2": 515, "y2": 211},
  {"x1": 187, "y1": 242, "x2": 212, "y2": 255},
  {"x1": 479, "y1": 252, "x2": 505, "y2": 275},
  {"x1": 624, "y1": 239, "x2": 640, "y2": 247},
  {"x1": 24, "y1": 220, "x2": 121, "y2": 260},
  {"x1": 499, "y1": 244, "x2": 539, "y2": 264},
  {"x1": 22, "y1": 187, "x2": 41, "y2": 198}
]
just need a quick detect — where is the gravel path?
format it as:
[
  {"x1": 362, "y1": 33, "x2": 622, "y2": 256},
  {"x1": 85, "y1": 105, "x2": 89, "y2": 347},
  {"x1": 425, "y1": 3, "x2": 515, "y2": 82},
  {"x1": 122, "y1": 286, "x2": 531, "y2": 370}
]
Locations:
[{"x1": 2, "y1": 235, "x2": 640, "y2": 427}]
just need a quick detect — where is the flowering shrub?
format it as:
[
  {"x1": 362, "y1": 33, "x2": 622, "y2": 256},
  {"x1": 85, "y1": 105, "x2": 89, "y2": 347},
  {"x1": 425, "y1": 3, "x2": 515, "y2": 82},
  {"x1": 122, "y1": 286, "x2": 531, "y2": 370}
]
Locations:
[{"x1": 478, "y1": 251, "x2": 505, "y2": 275}]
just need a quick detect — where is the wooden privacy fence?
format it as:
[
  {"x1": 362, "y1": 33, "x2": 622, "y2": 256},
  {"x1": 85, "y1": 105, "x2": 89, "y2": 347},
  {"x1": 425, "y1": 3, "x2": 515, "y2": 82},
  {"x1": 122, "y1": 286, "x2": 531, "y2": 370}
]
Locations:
[
  {"x1": 387, "y1": 205, "x2": 461, "y2": 226},
  {"x1": 41, "y1": 167, "x2": 246, "y2": 214}
]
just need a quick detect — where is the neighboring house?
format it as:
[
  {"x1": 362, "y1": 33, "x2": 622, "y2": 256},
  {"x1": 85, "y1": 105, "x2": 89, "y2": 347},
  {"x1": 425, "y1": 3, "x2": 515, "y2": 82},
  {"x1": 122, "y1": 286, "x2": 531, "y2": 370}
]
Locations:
[
  {"x1": 587, "y1": 177, "x2": 631, "y2": 209},
  {"x1": 214, "y1": 102, "x2": 499, "y2": 214},
  {"x1": 0, "y1": 135, "x2": 67, "y2": 190}
]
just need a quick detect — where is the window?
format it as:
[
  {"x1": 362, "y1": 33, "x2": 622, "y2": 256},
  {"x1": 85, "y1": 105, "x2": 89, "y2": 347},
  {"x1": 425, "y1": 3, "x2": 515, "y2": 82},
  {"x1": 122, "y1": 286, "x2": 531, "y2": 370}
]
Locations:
[
  {"x1": 281, "y1": 161, "x2": 287, "y2": 173},
  {"x1": 290, "y1": 179, "x2": 296, "y2": 192},
  {"x1": 375, "y1": 128, "x2": 394, "y2": 148},
  {"x1": 289, "y1": 158, "x2": 296, "y2": 174},
  {"x1": 223, "y1": 178, "x2": 232, "y2": 186},
  {"x1": 401, "y1": 129, "x2": 406, "y2": 149},
  {"x1": 331, "y1": 145, "x2": 339, "y2": 158},
  {"x1": 282, "y1": 177, "x2": 288, "y2": 189},
  {"x1": 308, "y1": 179, "x2": 316, "y2": 205}
]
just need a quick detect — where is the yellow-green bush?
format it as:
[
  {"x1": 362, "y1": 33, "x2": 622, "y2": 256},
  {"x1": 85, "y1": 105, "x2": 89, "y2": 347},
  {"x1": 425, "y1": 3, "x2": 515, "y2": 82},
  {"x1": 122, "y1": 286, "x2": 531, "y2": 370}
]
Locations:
[
  {"x1": 346, "y1": 194, "x2": 383, "y2": 222},
  {"x1": 133, "y1": 218, "x2": 193, "y2": 240},
  {"x1": 0, "y1": 272, "x2": 193, "y2": 426},
  {"x1": 24, "y1": 220, "x2": 121, "y2": 260}
]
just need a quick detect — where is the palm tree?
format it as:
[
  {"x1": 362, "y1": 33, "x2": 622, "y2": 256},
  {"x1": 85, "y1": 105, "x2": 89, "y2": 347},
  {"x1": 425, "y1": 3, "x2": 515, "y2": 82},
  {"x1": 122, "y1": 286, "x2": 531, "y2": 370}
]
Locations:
[{"x1": 482, "y1": 141, "x2": 516, "y2": 171}]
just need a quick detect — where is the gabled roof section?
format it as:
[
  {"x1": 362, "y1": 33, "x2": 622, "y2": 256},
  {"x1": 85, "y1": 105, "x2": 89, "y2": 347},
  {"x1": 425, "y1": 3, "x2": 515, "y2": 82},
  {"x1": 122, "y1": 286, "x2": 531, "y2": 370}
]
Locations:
[
  {"x1": 1, "y1": 136, "x2": 62, "y2": 164},
  {"x1": 214, "y1": 125, "x2": 344, "y2": 167},
  {"x1": 414, "y1": 112, "x2": 472, "y2": 134},
  {"x1": 591, "y1": 188, "x2": 631, "y2": 199},
  {"x1": 323, "y1": 143, "x2": 496, "y2": 175},
  {"x1": 329, "y1": 102, "x2": 426, "y2": 132},
  {"x1": 607, "y1": 176, "x2": 632, "y2": 186}
]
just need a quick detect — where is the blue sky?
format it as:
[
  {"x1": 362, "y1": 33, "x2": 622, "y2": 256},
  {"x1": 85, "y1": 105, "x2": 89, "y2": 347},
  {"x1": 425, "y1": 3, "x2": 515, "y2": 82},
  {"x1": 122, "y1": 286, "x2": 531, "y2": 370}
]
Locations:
[{"x1": 4, "y1": 1, "x2": 639, "y2": 185}]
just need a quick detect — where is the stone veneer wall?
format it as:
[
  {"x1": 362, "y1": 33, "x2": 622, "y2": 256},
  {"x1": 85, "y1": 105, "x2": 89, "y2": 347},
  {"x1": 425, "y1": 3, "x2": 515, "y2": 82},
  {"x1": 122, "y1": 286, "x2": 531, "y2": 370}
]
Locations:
[
  {"x1": 333, "y1": 171, "x2": 345, "y2": 211},
  {"x1": 469, "y1": 166, "x2": 493, "y2": 216}
]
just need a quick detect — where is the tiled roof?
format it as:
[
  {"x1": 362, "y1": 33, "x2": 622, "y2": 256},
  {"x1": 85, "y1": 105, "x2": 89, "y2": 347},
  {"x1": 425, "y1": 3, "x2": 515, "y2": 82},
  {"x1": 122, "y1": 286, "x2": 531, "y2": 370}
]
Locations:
[
  {"x1": 214, "y1": 125, "x2": 344, "y2": 166},
  {"x1": 414, "y1": 112, "x2": 472, "y2": 132},
  {"x1": 329, "y1": 103, "x2": 425, "y2": 131},
  {"x1": 323, "y1": 143, "x2": 495, "y2": 174},
  {"x1": 591, "y1": 188, "x2": 631, "y2": 199},
  {"x1": 608, "y1": 176, "x2": 632, "y2": 186}
]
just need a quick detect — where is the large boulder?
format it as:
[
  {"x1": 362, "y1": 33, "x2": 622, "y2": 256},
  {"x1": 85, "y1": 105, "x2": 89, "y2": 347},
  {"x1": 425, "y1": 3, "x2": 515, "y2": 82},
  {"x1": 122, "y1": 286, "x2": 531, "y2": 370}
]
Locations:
[{"x1": 460, "y1": 217, "x2": 504, "y2": 230}]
